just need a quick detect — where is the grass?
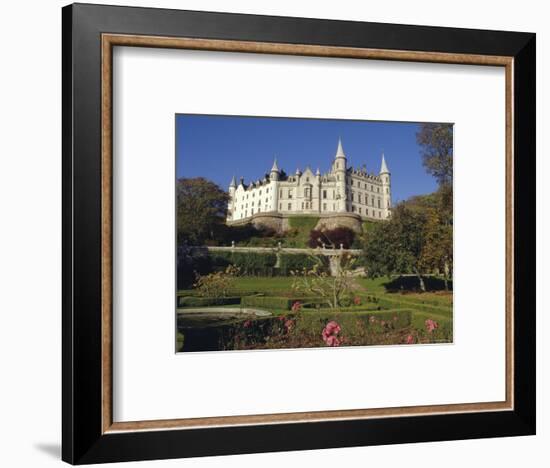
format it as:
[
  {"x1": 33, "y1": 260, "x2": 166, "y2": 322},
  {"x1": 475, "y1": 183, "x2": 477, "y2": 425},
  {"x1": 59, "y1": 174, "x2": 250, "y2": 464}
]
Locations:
[{"x1": 284, "y1": 216, "x2": 320, "y2": 248}]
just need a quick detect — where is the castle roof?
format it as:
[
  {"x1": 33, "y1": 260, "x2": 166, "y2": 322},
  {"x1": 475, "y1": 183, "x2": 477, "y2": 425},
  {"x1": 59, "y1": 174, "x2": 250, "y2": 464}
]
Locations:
[
  {"x1": 380, "y1": 153, "x2": 390, "y2": 174},
  {"x1": 335, "y1": 138, "x2": 346, "y2": 159},
  {"x1": 270, "y1": 157, "x2": 280, "y2": 173},
  {"x1": 229, "y1": 175, "x2": 236, "y2": 188}
]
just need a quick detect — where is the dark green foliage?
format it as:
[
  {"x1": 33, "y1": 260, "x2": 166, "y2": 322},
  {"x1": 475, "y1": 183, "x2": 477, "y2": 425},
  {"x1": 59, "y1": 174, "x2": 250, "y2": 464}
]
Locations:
[
  {"x1": 177, "y1": 253, "x2": 213, "y2": 289},
  {"x1": 308, "y1": 227, "x2": 355, "y2": 249},
  {"x1": 277, "y1": 253, "x2": 328, "y2": 275},
  {"x1": 416, "y1": 123, "x2": 453, "y2": 187},
  {"x1": 363, "y1": 204, "x2": 428, "y2": 289},
  {"x1": 294, "y1": 309, "x2": 413, "y2": 334},
  {"x1": 178, "y1": 296, "x2": 241, "y2": 307},
  {"x1": 410, "y1": 311, "x2": 453, "y2": 342},
  {"x1": 241, "y1": 296, "x2": 296, "y2": 310},
  {"x1": 177, "y1": 177, "x2": 228, "y2": 245},
  {"x1": 210, "y1": 251, "x2": 277, "y2": 276},
  {"x1": 382, "y1": 275, "x2": 453, "y2": 292}
]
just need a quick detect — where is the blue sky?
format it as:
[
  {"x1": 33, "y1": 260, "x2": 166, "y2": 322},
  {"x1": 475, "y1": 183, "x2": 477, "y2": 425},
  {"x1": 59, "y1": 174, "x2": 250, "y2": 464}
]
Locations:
[{"x1": 176, "y1": 114, "x2": 439, "y2": 203}]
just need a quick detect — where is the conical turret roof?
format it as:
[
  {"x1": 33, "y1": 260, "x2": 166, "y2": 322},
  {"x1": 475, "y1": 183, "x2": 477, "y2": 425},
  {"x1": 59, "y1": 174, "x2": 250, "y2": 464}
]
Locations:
[
  {"x1": 335, "y1": 137, "x2": 346, "y2": 159},
  {"x1": 270, "y1": 157, "x2": 280, "y2": 173},
  {"x1": 380, "y1": 153, "x2": 390, "y2": 174}
]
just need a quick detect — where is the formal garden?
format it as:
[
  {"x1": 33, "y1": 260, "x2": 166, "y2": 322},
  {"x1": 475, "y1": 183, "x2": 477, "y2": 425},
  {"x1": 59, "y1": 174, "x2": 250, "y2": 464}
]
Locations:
[{"x1": 176, "y1": 123, "x2": 453, "y2": 352}]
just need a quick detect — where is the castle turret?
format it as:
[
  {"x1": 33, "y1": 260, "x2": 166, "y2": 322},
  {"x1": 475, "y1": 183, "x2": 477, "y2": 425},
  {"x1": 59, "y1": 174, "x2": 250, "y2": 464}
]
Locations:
[
  {"x1": 269, "y1": 157, "x2": 280, "y2": 181},
  {"x1": 333, "y1": 138, "x2": 347, "y2": 212},
  {"x1": 227, "y1": 175, "x2": 237, "y2": 221},
  {"x1": 379, "y1": 153, "x2": 392, "y2": 218}
]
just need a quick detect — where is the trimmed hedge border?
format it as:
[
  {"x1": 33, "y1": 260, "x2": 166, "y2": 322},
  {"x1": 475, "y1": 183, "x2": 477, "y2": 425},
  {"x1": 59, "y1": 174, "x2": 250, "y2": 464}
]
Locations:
[{"x1": 178, "y1": 296, "x2": 242, "y2": 307}]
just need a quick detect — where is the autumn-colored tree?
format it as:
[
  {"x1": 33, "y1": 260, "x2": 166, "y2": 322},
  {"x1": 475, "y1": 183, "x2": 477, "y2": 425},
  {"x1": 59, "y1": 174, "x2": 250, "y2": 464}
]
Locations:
[
  {"x1": 416, "y1": 123, "x2": 453, "y2": 187},
  {"x1": 177, "y1": 177, "x2": 228, "y2": 245}
]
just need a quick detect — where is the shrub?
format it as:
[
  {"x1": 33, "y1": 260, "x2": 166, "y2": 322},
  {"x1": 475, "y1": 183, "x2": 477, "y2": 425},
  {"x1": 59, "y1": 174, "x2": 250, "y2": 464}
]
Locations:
[
  {"x1": 411, "y1": 311, "x2": 452, "y2": 342},
  {"x1": 308, "y1": 227, "x2": 355, "y2": 249},
  {"x1": 241, "y1": 296, "x2": 296, "y2": 310},
  {"x1": 278, "y1": 253, "x2": 328, "y2": 275},
  {"x1": 193, "y1": 265, "x2": 239, "y2": 297},
  {"x1": 210, "y1": 251, "x2": 277, "y2": 276},
  {"x1": 294, "y1": 309, "x2": 413, "y2": 336},
  {"x1": 178, "y1": 296, "x2": 241, "y2": 307}
]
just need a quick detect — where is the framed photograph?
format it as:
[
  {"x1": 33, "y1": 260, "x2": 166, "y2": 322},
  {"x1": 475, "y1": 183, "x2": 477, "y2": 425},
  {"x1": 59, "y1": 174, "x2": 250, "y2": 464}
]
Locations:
[{"x1": 62, "y1": 3, "x2": 536, "y2": 464}]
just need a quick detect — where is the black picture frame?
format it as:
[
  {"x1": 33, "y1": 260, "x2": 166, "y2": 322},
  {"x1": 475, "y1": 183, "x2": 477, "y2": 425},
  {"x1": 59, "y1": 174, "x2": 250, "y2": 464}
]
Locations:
[{"x1": 62, "y1": 3, "x2": 536, "y2": 464}]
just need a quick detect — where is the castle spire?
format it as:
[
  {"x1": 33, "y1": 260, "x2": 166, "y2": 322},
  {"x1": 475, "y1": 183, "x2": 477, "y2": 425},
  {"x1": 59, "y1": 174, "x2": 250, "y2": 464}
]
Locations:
[
  {"x1": 229, "y1": 175, "x2": 236, "y2": 188},
  {"x1": 380, "y1": 153, "x2": 389, "y2": 174},
  {"x1": 270, "y1": 157, "x2": 280, "y2": 173},
  {"x1": 335, "y1": 137, "x2": 346, "y2": 159}
]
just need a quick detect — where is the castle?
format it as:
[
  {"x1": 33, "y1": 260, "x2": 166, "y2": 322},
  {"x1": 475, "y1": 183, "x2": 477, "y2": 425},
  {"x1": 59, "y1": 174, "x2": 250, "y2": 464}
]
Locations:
[{"x1": 226, "y1": 139, "x2": 391, "y2": 233}]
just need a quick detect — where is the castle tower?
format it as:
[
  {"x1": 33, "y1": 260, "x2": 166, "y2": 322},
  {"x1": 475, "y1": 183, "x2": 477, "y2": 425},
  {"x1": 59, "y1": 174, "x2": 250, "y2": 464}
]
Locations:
[
  {"x1": 333, "y1": 138, "x2": 347, "y2": 212},
  {"x1": 379, "y1": 153, "x2": 391, "y2": 218},
  {"x1": 269, "y1": 157, "x2": 280, "y2": 181},
  {"x1": 269, "y1": 157, "x2": 279, "y2": 212},
  {"x1": 227, "y1": 175, "x2": 237, "y2": 221}
]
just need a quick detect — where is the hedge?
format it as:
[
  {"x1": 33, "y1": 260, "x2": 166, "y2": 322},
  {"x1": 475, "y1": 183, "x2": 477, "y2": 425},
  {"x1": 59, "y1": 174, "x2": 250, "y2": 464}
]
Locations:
[
  {"x1": 374, "y1": 296, "x2": 451, "y2": 318},
  {"x1": 241, "y1": 295, "x2": 300, "y2": 310},
  {"x1": 411, "y1": 311, "x2": 452, "y2": 340},
  {"x1": 277, "y1": 253, "x2": 328, "y2": 275},
  {"x1": 210, "y1": 251, "x2": 277, "y2": 276},
  {"x1": 294, "y1": 309, "x2": 413, "y2": 334},
  {"x1": 178, "y1": 296, "x2": 241, "y2": 308}
]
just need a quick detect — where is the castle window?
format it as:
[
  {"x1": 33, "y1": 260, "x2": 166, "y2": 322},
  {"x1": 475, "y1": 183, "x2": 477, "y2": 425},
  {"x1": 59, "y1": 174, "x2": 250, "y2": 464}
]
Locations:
[
  {"x1": 288, "y1": 203, "x2": 292, "y2": 210},
  {"x1": 323, "y1": 203, "x2": 327, "y2": 211},
  {"x1": 352, "y1": 205, "x2": 356, "y2": 212},
  {"x1": 280, "y1": 190, "x2": 282, "y2": 198},
  {"x1": 352, "y1": 192, "x2": 355, "y2": 201},
  {"x1": 333, "y1": 204, "x2": 335, "y2": 210},
  {"x1": 323, "y1": 190, "x2": 327, "y2": 199},
  {"x1": 306, "y1": 177, "x2": 310, "y2": 182},
  {"x1": 245, "y1": 210, "x2": 247, "y2": 217},
  {"x1": 366, "y1": 209, "x2": 369, "y2": 216},
  {"x1": 305, "y1": 188, "x2": 310, "y2": 198},
  {"x1": 359, "y1": 194, "x2": 362, "y2": 204},
  {"x1": 371, "y1": 197, "x2": 375, "y2": 206},
  {"x1": 377, "y1": 187, "x2": 380, "y2": 193},
  {"x1": 359, "y1": 207, "x2": 362, "y2": 214},
  {"x1": 288, "y1": 189, "x2": 293, "y2": 199},
  {"x1": 301, "y1": 202, "x2": 304, "y2": 209},
  {"x1": 379, "y1": 211, "x2": 381, "y2": 218},
  {"x1": 258, "y1": 207, "x2": 261, "y2": 213},
  {"x1": 279, "y1": 203, "x2": 282, "y2": 210},
  {"x1": 351, "y1": 180, "x2": 354, "y2": 186},
  {"x1": 371, "y1": 185, "x2": 373, "y2": 191},
  {"x1": 378, "y1": 199, "x2": 381, "y2": 208}
]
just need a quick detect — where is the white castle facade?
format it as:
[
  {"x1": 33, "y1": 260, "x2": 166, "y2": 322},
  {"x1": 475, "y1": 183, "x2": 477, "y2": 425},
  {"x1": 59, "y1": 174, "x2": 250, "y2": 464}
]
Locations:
[{"x1": 226, "y1": 139, "x2": 392, "y2": 231}]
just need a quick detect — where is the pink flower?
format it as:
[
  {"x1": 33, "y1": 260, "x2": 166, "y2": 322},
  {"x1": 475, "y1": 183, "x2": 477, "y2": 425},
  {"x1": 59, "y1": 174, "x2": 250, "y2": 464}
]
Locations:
[
  {"x1": 425, "y1": 319, "x2": 439, "y2": 333},
  {"x1": 322, "y1": 320, "x2": 342, "y2": 346},
  {"x1": 353, "y1": 296, "x2": 362, "y2": 305},
  {"x1": 369, "y1": 316, "x2": 377, "y2": 323},
  {"x1": 406, "y1": 334, "x2": 414, "y2": 344},
  {"x1": 243, "y1": 320, "x2": 252, "y2": 328},
  {"x1": 291, "y1": 301, "x2": 302, "y2": 312},
  {"x1": 325, "y1": 335, "x2": 341, "y2": 347},
  {"x1": 278, "y1": 315, "x2": 286, "y2": 322},
  {"x1": 284, "y1": 319, "x2": 294, "y2": 331}
]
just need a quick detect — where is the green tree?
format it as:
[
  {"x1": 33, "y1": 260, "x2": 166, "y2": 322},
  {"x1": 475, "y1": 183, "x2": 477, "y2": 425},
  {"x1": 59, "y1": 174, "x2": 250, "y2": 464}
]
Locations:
[
  {"x1": 416, "y1": 123, "x2": 453, "y2": 187},
  {"x1": 419, "y1": 208, "x2": 453, "y2": 290},
  {"x1": 177, "y1": 177, "x2": 228, "y2": 245},
  {"x1": 363, "y1": 205, "x2": 428, "y2": 291}
]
